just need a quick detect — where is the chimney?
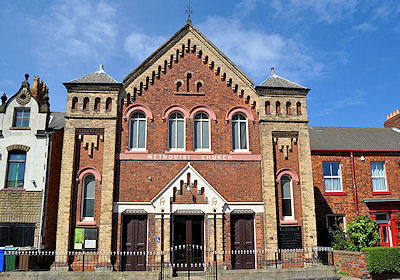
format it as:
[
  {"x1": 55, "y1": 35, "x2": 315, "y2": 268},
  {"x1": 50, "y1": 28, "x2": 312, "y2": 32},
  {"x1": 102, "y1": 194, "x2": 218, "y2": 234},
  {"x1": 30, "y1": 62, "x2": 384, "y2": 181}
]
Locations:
[
  {"x1": 30, "y1": 76, "x2": 48, "y2": 105},
  {"x1": 384, "y1": 109, "x2": 400, "y2": 129}
]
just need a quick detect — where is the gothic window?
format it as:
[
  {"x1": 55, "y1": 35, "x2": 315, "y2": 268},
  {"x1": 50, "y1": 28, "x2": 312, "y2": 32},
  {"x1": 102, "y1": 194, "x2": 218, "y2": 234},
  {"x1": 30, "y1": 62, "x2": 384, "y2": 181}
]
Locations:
[
  {"x1": 194, "y1": 112, "x2": 210, "y2": 150},
  {"x1": 72, "y1": 97, "x2": 78, "y2": 110},
  {"x1": 281, "y1": 175, "x2": 294, "y2": 219},
  {"x1": 81, "y1": 174, "x2": 95, "y2": 220},
  {"x1": 186, "y1": 73, "x2": 192, "y2": 92},
  {"x1": 129, "y1": 112, "x2": 147, "y2": 150},
  {"x1": 13, "y1": 108, "x2": 30, "y2": 128},
  {"x1": 94, "y1": 97, "x2": 100, "y2": 111},
  {"x1": 286, "y1": 101, "x2": 291, "y2": 115},
  {"x1": 265, "y1": 101, "x2": 270, "y2": 114},
  {"x1": 232, "y1": 113, "x2": 248, "y2": 151},
  {"x1": 6, "y1": 151, "x2": 26, "y2": 188},
  {"x1": 296, "y1": 102, "x2": 302, "y2": 115},
  {"x1": 106, "y1": 97, "x2": 112, "y2": 111},
  {"x1": 168, "y1": 112, "x2": 185, "y2": 150},
  {"x1": 276, "y1": 101, "x2": 281, "y2": 115},
  {"x1": 83, "y1": 97, "x2": 89, "y2": 110}
]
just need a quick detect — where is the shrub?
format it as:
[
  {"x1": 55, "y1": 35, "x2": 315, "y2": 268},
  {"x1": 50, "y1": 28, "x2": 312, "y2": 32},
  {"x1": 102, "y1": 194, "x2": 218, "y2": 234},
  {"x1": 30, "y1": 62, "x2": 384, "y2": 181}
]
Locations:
[
  {"x1": 331, "y1": 215, "x2": 380, "y2": 251},
  {"x1": 362, "y1": 247, "x2": 400, "y2": 274},
  {"x1": 346, "y1": 215, "x2": 380, "y2": 251}
]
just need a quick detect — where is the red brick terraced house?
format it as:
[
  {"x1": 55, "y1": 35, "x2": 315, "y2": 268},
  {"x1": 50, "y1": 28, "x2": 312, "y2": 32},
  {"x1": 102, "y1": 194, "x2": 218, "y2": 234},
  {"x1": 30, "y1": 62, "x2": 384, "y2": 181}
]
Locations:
[
  {"x1": 311, "y1": 126, "x2": 400, "y2": 247},
  {"x1": 54, "y1": 21, "x2": 318, "y2": 271}
]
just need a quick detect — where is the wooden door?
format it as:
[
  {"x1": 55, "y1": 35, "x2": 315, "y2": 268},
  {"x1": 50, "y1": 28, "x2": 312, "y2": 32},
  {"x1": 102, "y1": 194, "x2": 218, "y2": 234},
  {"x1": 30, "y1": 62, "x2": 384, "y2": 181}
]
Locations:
[
  {"x1": 231, "y1": 214, "x2": 255, "y2": 269},
  {"x1": 124, "y1": 215, "x2": 147, "y2": 271}
]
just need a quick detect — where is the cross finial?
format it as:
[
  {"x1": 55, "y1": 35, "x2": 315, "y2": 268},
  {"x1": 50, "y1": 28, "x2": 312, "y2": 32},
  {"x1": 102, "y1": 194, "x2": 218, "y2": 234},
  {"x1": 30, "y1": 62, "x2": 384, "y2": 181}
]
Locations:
[{"x1": 185, "y1": 0, "x2": 193, "y2": 23}]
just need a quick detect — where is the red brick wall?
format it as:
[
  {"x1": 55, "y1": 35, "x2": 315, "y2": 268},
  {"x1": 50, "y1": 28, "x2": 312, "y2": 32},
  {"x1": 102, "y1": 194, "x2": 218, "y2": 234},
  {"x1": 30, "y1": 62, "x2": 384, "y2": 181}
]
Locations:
[
  {"x1": 312, "y1": 151, "x2": 400, "y2": 246},
  {"x1": 44, "y1": 128, "x2": 64, "y2": 250},
  {"x1": 333, "y1": 250, "x2": 368, "y2": 278}
]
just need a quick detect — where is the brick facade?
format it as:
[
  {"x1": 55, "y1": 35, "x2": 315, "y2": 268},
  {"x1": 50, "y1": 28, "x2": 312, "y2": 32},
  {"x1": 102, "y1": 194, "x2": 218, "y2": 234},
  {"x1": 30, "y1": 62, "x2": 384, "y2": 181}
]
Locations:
[
  {"x1": 54, "y1": 21, "x2": 318, "y2": 271},
  {"x1": 313, "y1": 151, "x2": 400, "y2": 247}
]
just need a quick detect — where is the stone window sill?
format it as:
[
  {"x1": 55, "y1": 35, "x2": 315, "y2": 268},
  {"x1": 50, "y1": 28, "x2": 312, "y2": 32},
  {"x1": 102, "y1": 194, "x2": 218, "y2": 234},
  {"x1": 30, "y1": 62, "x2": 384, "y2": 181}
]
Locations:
[
  {"x1": 125, "y1": 149, "x2": 148, "y2": 154},
  {"x1": 229, "y1": 150, "x2": 252, "y2": 155},
  {"x1": 77, "y1": 220, "x2": 96, "y2": 226},
  {"x1": 280, "y1": 219, "x2": 298, "y2": 225},
  {"x1": 9, "y1": 127, "x2": 31, "y2": 130},
  {"x1": 323, "y1": 191, "x2": 346, "y2": 196},
  {"x1": 1, "y1": 188, "x2": 25, "y2": 191}
]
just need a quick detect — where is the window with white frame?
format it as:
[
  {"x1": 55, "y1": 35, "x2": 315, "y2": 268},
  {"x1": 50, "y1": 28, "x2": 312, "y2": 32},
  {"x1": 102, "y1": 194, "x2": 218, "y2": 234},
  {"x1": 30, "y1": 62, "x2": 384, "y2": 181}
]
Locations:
[
  {"x1": 193, "y1": 112, "x2": 210, "y2": 150},
  {"x1": 370, "y1": 162, "x2": 387, "y2": 191},
  {"x1": 326, "y1": 214, "x2": 345, "y2": 232},
  {"x1": 281, "y1": 175, "x2": 294, "y2": 219},
  {"x1": 323, "y1": 161, "x2": 342, "y2": 192},
  {"x1": 129, "y1": 112, "x2": 147, "y2": 150},
  {"x1": 82, "y1": 174, "x2": 95, "y2": 220},
  {"x1": 168, "y1": 112, "x2": 185, "y2": 150},
  {"x1": 232, "y1": 113, "x2": 248, "y2": 151}
]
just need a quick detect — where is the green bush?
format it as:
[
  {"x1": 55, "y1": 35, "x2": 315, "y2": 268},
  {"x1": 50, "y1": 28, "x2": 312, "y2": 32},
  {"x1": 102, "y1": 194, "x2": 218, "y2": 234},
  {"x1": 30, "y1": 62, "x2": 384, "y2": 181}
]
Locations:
[
  {"x1": 331, "y1": 215, "x2": 380, "y2": 251},
  {"x1": 346, "y1": 215, "x2": 380, "y2": 251},
  {"x1": 362, "y1": 247, "x2": 400, "y2": 274}
]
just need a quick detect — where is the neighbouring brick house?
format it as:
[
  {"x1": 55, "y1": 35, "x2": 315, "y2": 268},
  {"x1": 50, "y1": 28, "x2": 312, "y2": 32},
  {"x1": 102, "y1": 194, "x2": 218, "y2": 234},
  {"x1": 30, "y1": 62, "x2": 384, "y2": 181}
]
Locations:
[
  {"x1": 54, "y1": 21, "x2": 318, "y2": 271},
  {"x1": 311, "y1": 126, "x2": 400, "y2": 247},
  {"x1": 0, "y1": 74, "x2": 64, "y2": 250}
]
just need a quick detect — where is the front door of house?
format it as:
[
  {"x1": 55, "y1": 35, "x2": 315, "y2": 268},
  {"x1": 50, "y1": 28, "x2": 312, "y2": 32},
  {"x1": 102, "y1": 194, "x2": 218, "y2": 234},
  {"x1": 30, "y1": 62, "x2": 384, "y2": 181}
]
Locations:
[
  {"x1": 375, "y1": 213, "x2": 392, "y2": 247},
  {"x1": 172, "y1": 215, "x2": 204, "y2": 270},
  {"x1": 378, "y1": 223, "x2": 391, "y2": 247},
  {"x1": 231, "y1": 214, "x2": 255, "y2": 269},
  {"x1": 123, "y1": 215, "x2": 147, "y2": 271}
]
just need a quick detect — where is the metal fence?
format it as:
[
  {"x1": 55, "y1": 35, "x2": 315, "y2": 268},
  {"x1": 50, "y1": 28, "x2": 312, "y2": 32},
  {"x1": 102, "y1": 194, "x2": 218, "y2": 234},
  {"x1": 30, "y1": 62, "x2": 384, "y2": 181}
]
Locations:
[{"x1": 2, "y1": 246, "x2": 334, "y2": 279}]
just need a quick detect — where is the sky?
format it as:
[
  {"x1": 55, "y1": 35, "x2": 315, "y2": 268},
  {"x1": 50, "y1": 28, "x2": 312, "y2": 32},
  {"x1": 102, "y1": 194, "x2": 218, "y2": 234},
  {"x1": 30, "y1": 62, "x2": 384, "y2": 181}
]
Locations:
[{"x1": 0, "y1": 0, "x2": 399, "y2": 127}]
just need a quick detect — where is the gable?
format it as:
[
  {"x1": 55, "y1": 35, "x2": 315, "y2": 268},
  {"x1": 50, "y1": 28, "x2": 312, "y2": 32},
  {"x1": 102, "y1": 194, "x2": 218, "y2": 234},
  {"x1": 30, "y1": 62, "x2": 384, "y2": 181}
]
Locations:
[
  {"x1": 151, "y1": 163, "x2": 227, "y2": 213},
  {"x1": 123, "y1": 22, "x2": 258, "y2": 111}
]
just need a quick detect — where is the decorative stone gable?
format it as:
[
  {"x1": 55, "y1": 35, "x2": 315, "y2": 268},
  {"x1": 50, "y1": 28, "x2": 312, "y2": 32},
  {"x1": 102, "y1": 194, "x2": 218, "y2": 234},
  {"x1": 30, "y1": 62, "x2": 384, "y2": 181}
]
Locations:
[
  {"x1": 123, "y1": 23, "x2": 258, "y2": 111},
  {"x1": 151, "y1": 163, "x2": 227, "y2": 214}
]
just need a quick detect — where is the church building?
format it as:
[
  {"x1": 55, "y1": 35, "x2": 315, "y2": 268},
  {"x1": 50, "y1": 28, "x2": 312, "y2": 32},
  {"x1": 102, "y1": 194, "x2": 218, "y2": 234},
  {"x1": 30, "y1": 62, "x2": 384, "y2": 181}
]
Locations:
[{"x1": 54, "y1": 20, "x2": 318, "y2": 270}]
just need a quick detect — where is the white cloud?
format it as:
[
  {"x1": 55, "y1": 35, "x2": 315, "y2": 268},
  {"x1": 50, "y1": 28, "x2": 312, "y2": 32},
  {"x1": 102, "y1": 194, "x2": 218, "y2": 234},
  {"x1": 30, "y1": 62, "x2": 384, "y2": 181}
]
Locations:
[
  {"x1": 124, "y1": 32, "x2": 166, "y2": 62},
  {"x1": 353, "y1": 22, "x2": 377, "y2": 32},
  {"x1": 311, "y1": 90, "x2": 366, "y2": 117},
  {"x1": 270, "y1": 0, "x2": 358, "y2": 24},
  {"x1": 33, "y1": 0, "x2": 118, "y2": 62},
  {"x1": 198, "y1": 16, "x2": 325, "y2": 84}
]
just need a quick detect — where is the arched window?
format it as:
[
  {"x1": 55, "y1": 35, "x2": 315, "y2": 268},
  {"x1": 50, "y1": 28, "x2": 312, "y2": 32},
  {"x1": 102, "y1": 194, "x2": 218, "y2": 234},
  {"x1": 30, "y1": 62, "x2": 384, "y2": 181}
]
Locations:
[
  {"x1": 232, "y1": 113, "x2": 248, "y2": 151},
  {"x1": 94, "y1": 97, "x2": 100, "y2": 111},
  {"x1": 296, "y1": 102, "x2": 302, "y2": 115},
  {"x1": 82, "y1": 174, "x2": 95, "y2": 220},
  {"x1": 281, "y1": 175, "x2": 294, "y2": 220},
  {"x1": 6, "y1": 151, "x2": 26, "y2": 188},
  {"x1": 286, "y1": 101, "x2": 291, "y2": 115},
  {"x1": 72, "y1": 97, "x2": 78, "y2": 110},
  {"x1": 106, "y1": 97, "x2": 112, "y2": 111},
  {"x1": 129, "y1": 112, "x2": 147, "y2": 150},
  {"x1": 265, "y1": 101, "x2": 270, "y2": 114},
  {"x1": 276, "y1": 101, "x2": 281, "y2": 115},
  {"x1": 194, "y1": 112, "x2": 210, "y2": 150},
  {"x1": 168, "y1": 112, "x2": 185, "y2": 150},
  {"x1": 83, "y1": 97, "x2": 89, "y2": 110}
]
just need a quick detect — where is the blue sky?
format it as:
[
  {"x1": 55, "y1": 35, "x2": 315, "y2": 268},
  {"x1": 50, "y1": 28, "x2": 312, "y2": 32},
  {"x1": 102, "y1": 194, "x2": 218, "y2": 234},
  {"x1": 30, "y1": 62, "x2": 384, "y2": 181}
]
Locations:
[{"x1": 0, "y1": 0, "x2": 399, "y2": 127}]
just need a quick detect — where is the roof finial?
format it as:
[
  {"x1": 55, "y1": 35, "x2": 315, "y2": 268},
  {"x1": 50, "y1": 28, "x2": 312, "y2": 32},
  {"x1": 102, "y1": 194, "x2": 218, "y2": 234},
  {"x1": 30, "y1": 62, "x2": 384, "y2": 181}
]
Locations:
[
  {"x1": 98, "y1": 64, "x2": 104, "y2": 73},
  {"x1": 25, "y1": 73, "x2": 29, "y2": 80},
  {"x1": 185, "y1": 0, "x2": 193, "y2": 23},
  {"x1": 270, "y1": 67, "x2": 275, "y2": 76}
]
